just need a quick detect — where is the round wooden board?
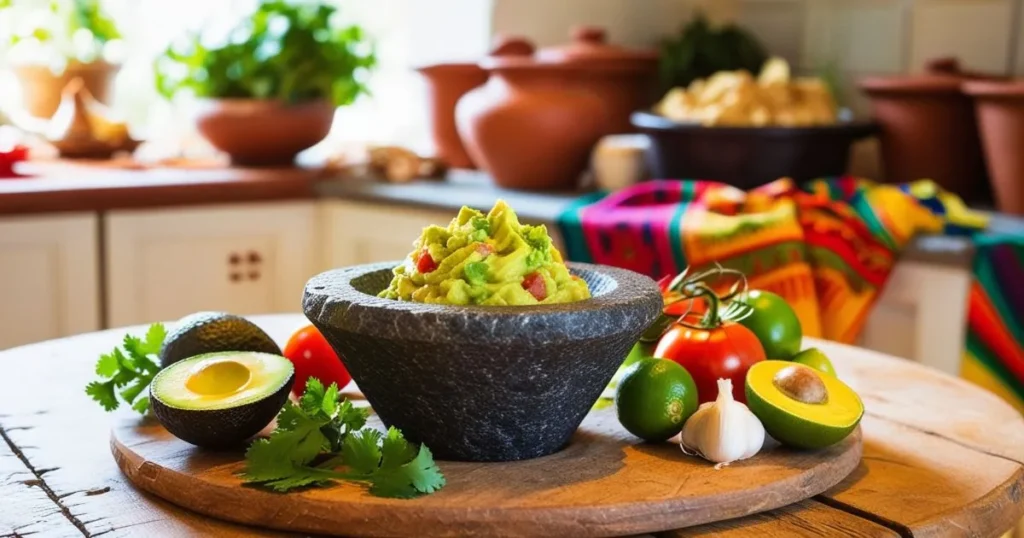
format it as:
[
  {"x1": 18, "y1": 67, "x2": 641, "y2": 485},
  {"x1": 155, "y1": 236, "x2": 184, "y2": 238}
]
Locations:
[{"x1": 111, "y1": 404, "x2": 862, "y2": 538}]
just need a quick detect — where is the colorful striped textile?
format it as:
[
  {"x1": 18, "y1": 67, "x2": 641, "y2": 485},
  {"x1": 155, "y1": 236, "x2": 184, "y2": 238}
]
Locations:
[{"x1": 557, "y1": 177, "x2": 1024, "y2": 411}]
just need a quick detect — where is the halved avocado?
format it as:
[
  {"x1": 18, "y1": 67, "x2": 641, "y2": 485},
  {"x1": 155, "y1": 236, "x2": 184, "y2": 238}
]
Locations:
[
  {"x1": 159, "y1": 312, "x2": 282, "y2": 368},
  {"x1": 745, "y1": 360, "x2": 863, "y2": 449},
  {"x1": 150, "y1": 351, "x2": 294, "y2": 449}
]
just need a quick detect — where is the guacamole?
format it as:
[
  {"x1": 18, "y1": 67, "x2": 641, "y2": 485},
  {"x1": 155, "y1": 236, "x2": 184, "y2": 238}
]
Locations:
[{"x1": 378, "y1": 200, "x2": 591, "y2": 305}]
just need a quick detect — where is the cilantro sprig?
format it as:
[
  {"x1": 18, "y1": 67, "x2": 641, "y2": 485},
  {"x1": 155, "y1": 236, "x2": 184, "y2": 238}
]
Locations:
[
  {"x1": 85, "y1": 323, "x2": 167, "y2": 414},
  {"x1": 241, "y1": 378, "x2": 446, "y2": 498}
]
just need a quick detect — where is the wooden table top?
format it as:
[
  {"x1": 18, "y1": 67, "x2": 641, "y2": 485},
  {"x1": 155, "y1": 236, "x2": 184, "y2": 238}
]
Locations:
[{"x1": 2, "y1": 314, "x2": 1023, "y2": 538}]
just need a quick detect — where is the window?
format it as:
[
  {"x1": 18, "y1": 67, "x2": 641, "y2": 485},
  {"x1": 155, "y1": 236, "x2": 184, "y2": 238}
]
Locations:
[{"x1": 1, "y1": 0, "x2": 493, "y2": 159}]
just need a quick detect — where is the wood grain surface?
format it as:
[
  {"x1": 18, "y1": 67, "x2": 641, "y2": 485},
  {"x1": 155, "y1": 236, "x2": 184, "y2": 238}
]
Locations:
[
  {"x1": 0, "y1": 315, "x2": 1022, "y2": 538},
  {"x1": 110, "y1": 405, "x2": 861, "y2": 538}
]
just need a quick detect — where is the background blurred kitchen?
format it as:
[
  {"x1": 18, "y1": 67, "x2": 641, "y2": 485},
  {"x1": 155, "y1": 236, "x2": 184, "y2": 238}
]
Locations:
[{"x1": 1, "y1": 0, "x2": 1023, "y2": 413}]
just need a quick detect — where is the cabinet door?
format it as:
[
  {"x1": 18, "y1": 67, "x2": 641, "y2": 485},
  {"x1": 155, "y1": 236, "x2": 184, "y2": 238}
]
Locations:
[
  {"x1": 858, "y1": 261, "x2": 971, "y2": 375},
  {"x1": 320, "y1": 201, "x2": 457, "y2": 268},
  {"x1": 0, "y1": 213, "x2": 100, "y2": 349},
  {"x1": 106, "y1": 202, "x2": 317, "y2": 327}
]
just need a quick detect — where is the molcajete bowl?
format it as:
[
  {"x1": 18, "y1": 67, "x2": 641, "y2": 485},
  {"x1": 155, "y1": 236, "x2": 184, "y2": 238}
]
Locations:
[{"x1": 302, "y1": 261, "x2": 662, "y2": 462}]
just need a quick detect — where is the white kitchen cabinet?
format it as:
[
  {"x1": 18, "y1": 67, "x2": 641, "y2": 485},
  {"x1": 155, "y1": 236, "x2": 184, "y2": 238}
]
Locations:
[
  {"x1": 105, "y1": 202, "x2": 318, "y2": 328},
  {"x1": 858, "y1": 259, "x2": 972, "y2": 375},
  {"x1": 0, "y1": 213, "x2": 100, "y2": 349},
  {"x1": 320, "y1": 200, "x2": 458, "y2": 268}
]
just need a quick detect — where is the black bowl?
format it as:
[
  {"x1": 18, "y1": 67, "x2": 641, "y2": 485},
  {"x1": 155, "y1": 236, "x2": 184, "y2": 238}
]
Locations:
[
  {"x1": 631, "y1": 111, "x2": 878, "y2": 189},
  {"x1": 302, "y1": 262, "x2": 662, "y2": 462}
]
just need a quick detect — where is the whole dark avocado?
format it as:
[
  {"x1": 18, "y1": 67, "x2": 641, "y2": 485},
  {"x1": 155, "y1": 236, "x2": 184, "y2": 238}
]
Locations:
[{"x1": 159, "y1": 312, "x2": 282, "y2": 368}]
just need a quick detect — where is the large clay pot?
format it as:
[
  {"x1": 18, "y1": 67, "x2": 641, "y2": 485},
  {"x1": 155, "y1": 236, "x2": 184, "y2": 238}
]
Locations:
[
  {"x1": 456, "y1": 43, "x2": 607, "y2": 191},
  {"x1": 14, "y1": 61, "x2": 119, "y2": 119},
  {"x1": 194, "y1": 99, "x2": 334, "y2": 167},
  {"x1": 417, "y1": 63, "x2": 489, "y2": 169},
  {"x1": 535, "y1": 26, "x2": 659, "y2": 134},
  {"x1": 859, "y1": 75, "x2": 988, "y2": 203},
  {"x1": 964, "y1": 81, "x2": 1024, "y2": 215}
]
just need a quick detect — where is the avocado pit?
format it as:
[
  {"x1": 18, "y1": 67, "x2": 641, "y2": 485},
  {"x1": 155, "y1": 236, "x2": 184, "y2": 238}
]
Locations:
[
  {"x1": 185, "y1": 359, "x2": 251, "y2": 396},
  {"x1": 773, "y1": 364, "x2": 828, "y2": 405}
]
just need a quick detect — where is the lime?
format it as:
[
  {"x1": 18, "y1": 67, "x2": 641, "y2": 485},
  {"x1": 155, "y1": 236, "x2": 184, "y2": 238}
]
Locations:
[
  {"x1": 615, "y1": 358, "x2": 699, "y2": 442},
  {"x1": 791, "y1": 348, "x2": 836, "y2": 377}
]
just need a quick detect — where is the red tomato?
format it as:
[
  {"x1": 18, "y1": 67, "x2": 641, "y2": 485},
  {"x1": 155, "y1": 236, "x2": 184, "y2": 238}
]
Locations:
[
  {"x1": 416, "y1": 249, "x2": 438, "y2": 273},
  {"x1": 282, "y1": 325, "x2": 352, "y2": 397},
  {"x1": 522, "y1": 272, "x2": 547, "y2": 301},
  {"x1": 654, "y1": 317, "x2": 766, "y2": 404}
]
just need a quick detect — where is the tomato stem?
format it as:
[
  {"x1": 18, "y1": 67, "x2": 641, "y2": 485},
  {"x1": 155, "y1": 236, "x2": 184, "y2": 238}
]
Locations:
[{"x1": 680, "y1": 281, "x2": 722, "y2": 329}]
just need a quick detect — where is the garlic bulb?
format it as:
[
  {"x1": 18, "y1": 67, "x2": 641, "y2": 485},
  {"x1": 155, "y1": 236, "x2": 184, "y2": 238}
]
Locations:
[{"x1": 680, "y1": 378, "x2": 765, "y2": 467}]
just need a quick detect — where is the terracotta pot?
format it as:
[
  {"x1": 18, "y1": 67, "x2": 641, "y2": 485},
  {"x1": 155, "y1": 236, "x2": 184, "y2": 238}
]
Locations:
[
  {"x1": 859, "y1": 75, "x2": 988, "y2": 202},
  {"x1": 534, "y1": 26, "x2": 659, "y2": 134},
  {"x1": 14, "y1": 61, "x2": 120, "y2": 119},
  {"x1": 964, "y1": 81, "x2": 1024, "y2": 215},
  {"x1": 194, "y1": 99, "x2": 334, "y2": 166},
  {"x1": 417, "y1": 63, "x2": 489, "y2": 169},
  {"x1": 456, "y1": 41, "x2": 608, "y2": 191}
]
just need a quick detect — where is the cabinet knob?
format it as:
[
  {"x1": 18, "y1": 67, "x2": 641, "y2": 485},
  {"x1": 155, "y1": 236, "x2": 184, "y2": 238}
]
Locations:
[
  {"x1": 228, "y1": 252, "x2": 241, "y2": 265},
  {"x1": 248, "y1": 251, "x2": 262, "y2": 264},
  {"x1": 229, "y1": 272, "x2": 242, "y2": 283},
  {"x1": 248, "y1": 270, "x2": 261, "y2": 281}
]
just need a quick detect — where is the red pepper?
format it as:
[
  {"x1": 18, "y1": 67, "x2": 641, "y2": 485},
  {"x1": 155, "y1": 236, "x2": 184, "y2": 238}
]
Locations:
[
  {"x1": 416, "y1": 249, "x2": 438, "y2": 273},
  {"x1": 522, "y1": 272, "x2": 547, "y2": 301}
]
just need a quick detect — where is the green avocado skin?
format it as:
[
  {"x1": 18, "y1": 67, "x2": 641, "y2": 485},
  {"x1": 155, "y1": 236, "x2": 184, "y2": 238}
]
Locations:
[
  {"x1": 151, "y1": 373, "x2": 293, "y2": 449},
  {"x1": 159, "y1": 312, "x2": 282, "y2": 368},
  {"x1": 744, "y1": 383, "x2": 861, "y2": 450}
]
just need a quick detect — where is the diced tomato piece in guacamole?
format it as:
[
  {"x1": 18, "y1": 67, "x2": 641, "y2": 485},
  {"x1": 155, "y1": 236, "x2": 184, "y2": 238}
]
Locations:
[
  {"x1": 416, "y1": 249, "x2": 438, "y2": 273},
  {"x1": 522, "y1": 272, "x2": 547, "y2": 301}
]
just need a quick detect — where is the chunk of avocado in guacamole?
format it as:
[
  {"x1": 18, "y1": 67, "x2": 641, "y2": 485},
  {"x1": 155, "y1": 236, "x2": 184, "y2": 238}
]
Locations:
[{"x1": 379, "y1": 200, "x2": 591, "y2": 305}]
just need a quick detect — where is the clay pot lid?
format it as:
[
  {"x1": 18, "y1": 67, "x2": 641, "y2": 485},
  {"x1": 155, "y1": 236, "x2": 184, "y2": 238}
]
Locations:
[
  {"x1": 481, "y1": 28, "x2": 656, "y2": 73},
  {"x1": 535, "y1": 26, "x2": 658, "y2": 67},
  {"x1": 962, "y1": 80, "x2": 1024, "y2": 98},
  {"x1": 858, "y1": 74, "x2": 965, "y2": 94}
]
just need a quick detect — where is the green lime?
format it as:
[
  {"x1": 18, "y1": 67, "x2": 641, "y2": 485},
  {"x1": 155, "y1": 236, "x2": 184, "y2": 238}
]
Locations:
[
  {"x1": 791, "y1": 348, "x2": 836, "y2": 377},
  {"x1": 615, "y1": 358, "x2": 699, "y2": 442}
]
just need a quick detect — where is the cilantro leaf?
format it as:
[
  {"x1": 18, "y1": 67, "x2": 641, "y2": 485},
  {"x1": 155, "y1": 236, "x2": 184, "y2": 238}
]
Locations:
[
  {"x1": 86, "y1": 380, "x2": 119, "y2": 411},
  {"x1": 240, "y1": 379, "x2": 445, "y2": 498},
  {"x1": 95, "y1": 352, "x2": 120, "y2": 377},
  {"x1": 380, "y1": 427, "x2": 417, "y2": 469},
  {"x1": 143, "y1": 323, "x2": 166, "y2": 354},
  {"x1": 341, "y1": 429, "x2": 383, "y2": 474},
  {"x1": 464, "y1": 261, "x2": 489, "y2": 285},
  {"x1": 131, "y1": 396, "x2": 150, "y2": 414},
  {"x1": 85, "y1": 324, "x2": 166, "y2": 414}
]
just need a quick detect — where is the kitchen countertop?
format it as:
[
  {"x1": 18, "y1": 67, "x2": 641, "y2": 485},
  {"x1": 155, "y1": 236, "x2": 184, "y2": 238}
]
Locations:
[{"x1": 3, "y1": 162, "x2": 1019, "y2": 268}]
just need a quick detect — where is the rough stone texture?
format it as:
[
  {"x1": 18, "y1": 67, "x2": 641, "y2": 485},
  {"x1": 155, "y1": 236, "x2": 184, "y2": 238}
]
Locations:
[
  {"x1": 159, "y1": 311, "x2": 283, "y2": 368},
  {"x1": 303, "y1": 262, "x2": 662, "y2": 462}
]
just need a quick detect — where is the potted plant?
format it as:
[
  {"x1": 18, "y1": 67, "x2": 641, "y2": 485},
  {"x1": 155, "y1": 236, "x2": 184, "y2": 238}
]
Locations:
[
  {"x1": 1, "y1": 0, "x2": 123, "y2": 119},
  {"x1": 154, "y1": 0, "x2": 376, "y2": 166}
]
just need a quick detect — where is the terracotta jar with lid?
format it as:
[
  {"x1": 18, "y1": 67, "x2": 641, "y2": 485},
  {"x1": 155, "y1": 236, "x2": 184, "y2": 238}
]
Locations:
[
  {"x1": 964, "y1": 81, "x2": 1024, "y2": 215},
  {"x1": 456, "y1": 37, "x2": 608, "y2": 191},
  {"x1": 454, "y1": 28, "x2": 658, "y2": 191},
  {"x1": 535, "y1": 26, "x2": 659, "y2": 134}
]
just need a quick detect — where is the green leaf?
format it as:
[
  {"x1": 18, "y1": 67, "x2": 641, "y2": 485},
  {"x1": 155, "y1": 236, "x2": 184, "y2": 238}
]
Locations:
[
  {"x1": 341, "y1": 429, "x2": 382, "y2": 475},
  {"x1": 95, "y1": 352, "x2": 119, "y2": 377},
  {"x1": 243, "y1": 424, "x2": 326, "y2": 482},
  {"x1": 143, "y1": 323, "x2": 167, "y2": 355},
  {"x1": 321, "y1": 382, "x2": 340, "y2": 418},
  {"x1": 86, "y1": 381, "x2": 119, "y2": 411},
  {"x1": 380, "y1": 427, "x2": 416, "y2": 469},
  {"x1": 299, "y1": 378, "x2": 327, "y2": 415},
  {"x1": 119, "y1": 375, "x2": 152, "y2": 405},
  {"x1": 337, "y1": 400, "x2": 368, "y2": 433},
  {"x1": 371, "y1": 445, "x2": 445, "y2": 499},
  {"x1": 464, "y1": 262, "x2": 489, "y2": 285},
  {"x1": 131, "y1": 396, "x2": 150, "y2": 414}
]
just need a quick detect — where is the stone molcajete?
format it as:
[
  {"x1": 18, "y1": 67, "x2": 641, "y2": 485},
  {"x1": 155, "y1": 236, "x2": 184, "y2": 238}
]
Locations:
[{"x1": 303, "y1": 261, "x2": 662, "y2": 462}]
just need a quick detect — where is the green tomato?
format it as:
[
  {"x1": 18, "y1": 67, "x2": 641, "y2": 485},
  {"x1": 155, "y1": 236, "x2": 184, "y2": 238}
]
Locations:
[
  {"x1": 736, "y1": 290, "x2": 802, "y2": 360},
  {"x1": 791, "y1": 348, "x2": 836, "y2": 377}
]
